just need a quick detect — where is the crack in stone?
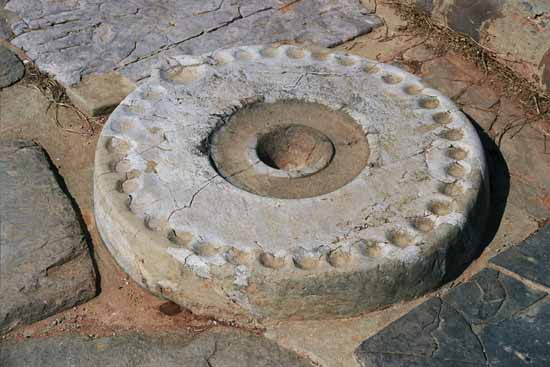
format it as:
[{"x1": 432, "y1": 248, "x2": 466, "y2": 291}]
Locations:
[
  {"x1": 156, "y1": 174, "x2": 180, "y2": 209},
  {"x1": 225, "y1": 160, "x2": 262, "y2": 178},
  {"x1": 441, "y1": 299, "x2": 489, "y2": 365},
  {"x1": 114, "y1": 6, "x2": 274, "y2": 71},
  {"x1": 118, "y1": 40, "x2": 138, "y2": 66},
  {"x1": 282, "y1": 73, "x2": 306, "y2": 90},
  {"x1": 375, "y1": 147, "x2": 428, "y2": 171},
  {"x1": 43, "y1": 236, "x2": 88, "y2": 275},
  {"x1": 205, "y1": 340, "x2": 219, "y2": 367},
  {"x1": 194, "y1": 0, "x2": 225, "y2": 16},
  {"x1": 23, "y1": 19, "x2": 99, "y2": 36},
  {"x1": 42, "y1": 42, "x2": 91, "y2": 54},
  {"x1": 510, "y1": 294, "x2": 548, "y2": 321},
  {"x1": 492, "y1": 272, "x2": 507, "y2": 320},
  {"x1": 166, "y1": 174, "x2": 220, "y2": 221},
  {"x1": 165, "y1": 155, "x2": 265, "y2": 222},
  {"x1": 29, "y1": 17, "x2": 83, "y2": 30},
  {"x1": 364, "y1": 351, "x2": 483, "y2": 365},
  {"x1": 114, "y1": 30, "x2": 206, "y2": 70},
  {"x1": 429, "y1": 298, "x2": 443, "y2": 358}
]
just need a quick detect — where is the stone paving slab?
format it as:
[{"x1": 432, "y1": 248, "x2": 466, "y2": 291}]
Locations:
[
  {"x1": 4, "y1": 0, "x2": 380, "y2": 86},
  {"x1": 0, "y1": 140, "x2": 97, "y2": 335},
  {"x1": 0, "y1": 328, "x2": 313, "y2": 367},
  {"x1": 0, "y1": 45, "x2": 23, "y2": 88},
  {"x1": 0, "y1": 8, "x2": 15, "y2": 39},
  {"x1": 407, "y1": 0, "x2": 550, "y2": 93},
  {"x1": 65, "y1": 71, "x2": 136, "y2": 116},
  {"x1": 355, "y1": 267, "x2": 549, "y2": 366},
  {"x1": 490, "y1": 225, "x2": 550, "y2": 288}
]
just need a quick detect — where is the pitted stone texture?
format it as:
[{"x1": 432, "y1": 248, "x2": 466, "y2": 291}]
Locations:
[
  {"x1": 5, "y1": 0, "x2": 381, "y2": 86},
  {"x1": 94, "y1": 45, "x2": 490, "y2": 320},
  {"x1": 0, "y1": 329, "x2": 313, "y2": 367},
  {"x1": 0, "y1": 45, "x2": 24, "y2": 88},
  {"x1": 0, "y1": 140, "x2": 96, "y2": 334}
]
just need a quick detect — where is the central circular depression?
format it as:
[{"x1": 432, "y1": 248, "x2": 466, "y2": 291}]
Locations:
[
  {"x1": 256, "y1": 124, "x2": 334, "y2": 174},
  {"x1": 210, "y1": 100, "x2": 370, "y2": 199}
]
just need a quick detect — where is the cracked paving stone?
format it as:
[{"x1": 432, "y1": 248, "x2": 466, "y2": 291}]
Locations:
[
  {"x1": 402, "y1": 44, "x2": 435, "y2": 62},
  {"x1": 0, "y1": 328, "x2": 313, "y2": 367},
  {"x1": 65, "y1": 71, "x2": 137, "y2": 116},
  {"x1": 462, "y1": 106, "x2": 497, "y2": 132},
  {"x1": 420, "y1": 54, "x2": 484, "y2": 99},
  {"x1": 0, "y1": 140, "x2": 97, "y2": 335},
  {"x1": 458, "y1": 84, "x2": 500, "y2": 110},
  {"x1": 490, "y1": 225, "x2": 550, "y2": 288},
  {"x1": 355, "y1": 268, "x2": 549, "y2": 367},
  {"x1": 0, "y1": 8, "x2": 16, "y2": 40},
  {"x1": 4, "y1": 0, "x2": 381, "y2": 86},
  {"x1": 0, "y1": 45, "x2": 24, "y2": 88}
]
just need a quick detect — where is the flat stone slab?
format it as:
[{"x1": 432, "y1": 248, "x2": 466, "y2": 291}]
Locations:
[
  {"x1": 490, "y1": 225, "x2": 550, "y2": 288},
  {"x1": 0, "y1": 329, "x2": 313, "y2": 367},
  {"x1": 0, "y1": 140, "x2": 97, "y2": 334},
  {"x1": 5, "y1": 0, "x2": 381, "y2": 86},
  {"x1": 0, "y1": 8, "x2": 15, "y2": 40},
  {"x1": 94, "y1": 45, "x2": 490, "y2": 321},
  {"x1": 65, "y1": 72, "x2": 137, "y2": 116},
  {"x1": 0, "y1": 45, "x2": 23, "y2": 88},
  {"x1": 355, "y1": 268, "x2": 550, "y2": 366}
]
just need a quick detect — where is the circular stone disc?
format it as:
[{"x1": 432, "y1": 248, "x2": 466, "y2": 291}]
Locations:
[{"x1": 94, "y1": 45, "x2": 490, "y2": 321}]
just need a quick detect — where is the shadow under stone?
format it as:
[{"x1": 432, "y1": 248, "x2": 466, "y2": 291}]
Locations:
[{"x1": 443, "y1": 116, "x2": 510, "y2": 283}]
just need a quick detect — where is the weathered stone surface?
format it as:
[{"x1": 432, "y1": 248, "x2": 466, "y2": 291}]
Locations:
[
  {"x1": 0, "y1": 140, "x2": 96, "y2": 334},
  {"x1": 0, "y1": 329, "x2": 313, "y2": 367},
  {"x1": 447, "y1": 0, "x2": 503, "y2": 42},
  {"x1": 493, "y1": 104, "x2": 550, "y2": 219},
  {"x1": 542, "y1": 48, "x2": 550, "y2": 92},
  {"x1": 94, "y1": 45, "x2": 490, "y2": 321},
  {"x1": 458, "y1": 84, "x2": 500, "y2": 110},
  {"x1": 66, "y1": 72, "x2": 136, "y2": 116},
  {"x1": 355, "y1": 268, "x2": 549, "y2": 366},
  {"x1": 408, "y1": 0, "x2": 550, "y2": 93},
  {"x1": 0, "y1": 45, "x2": 23, "y2": 88},
  {"x1": 0, "y1": 8, "x2": 16, "y2": 40},
  {"x1": 5, "y1": 0, "x2": 381, "y2": 86},
  {"x1": 402, "y1": 44, "x2": 435, "y2": 62},
  {"x1": 462, "y1": 106, "x2": 497, "y2": 132},
  {"x1": 483, "y1": 1, "x2": 550, "y2": 91},
  {"x1": 420, "y1": 55, "x2": 482, "y2": 98},
  {"x1": 491, "y1": 225, "x2": 550, "y2": 288}
]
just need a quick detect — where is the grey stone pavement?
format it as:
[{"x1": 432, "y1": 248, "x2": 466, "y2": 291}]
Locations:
[
  {"x1": 2, "y1": 0, "x2": 380, "y2": 86},
  {"x1": 1, "y1": 0, "x2": 380, "y2": 115},
  {"x1": 0, "y1": 141, "x2": 97, "y2": 335},
  {"x1": 356, "y1": 225, "x2": 550, "y2": 367},
  {"x1": 0, "y1": 328, "x2": 313, "y2": 367},
  {"x1": 0, "y1": 44, "x2": 23, "y2": 88}
]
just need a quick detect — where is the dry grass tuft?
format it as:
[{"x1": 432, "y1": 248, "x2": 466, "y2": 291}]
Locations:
[
  {"x1": 24, "y1": 62, "x2": 107, "y2": 135},
  {"x1": 387, "y1": 1, "x2": 550, "y2": 120}
]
